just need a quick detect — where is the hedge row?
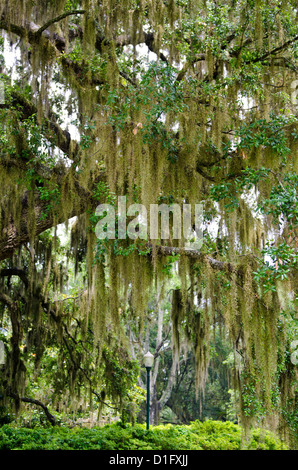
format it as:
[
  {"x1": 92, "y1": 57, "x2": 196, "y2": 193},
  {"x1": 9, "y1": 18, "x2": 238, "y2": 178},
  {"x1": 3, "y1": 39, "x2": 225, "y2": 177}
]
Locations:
[{"x1": 0, "y1": 420, "x2": 288, "y2": 450}]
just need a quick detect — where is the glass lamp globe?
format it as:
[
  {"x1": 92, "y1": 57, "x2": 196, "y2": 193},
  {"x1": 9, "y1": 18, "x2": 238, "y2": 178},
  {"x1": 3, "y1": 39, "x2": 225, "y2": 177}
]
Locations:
[{"x1": 143, "y1": 351, "x2": 154, "y2": 368}]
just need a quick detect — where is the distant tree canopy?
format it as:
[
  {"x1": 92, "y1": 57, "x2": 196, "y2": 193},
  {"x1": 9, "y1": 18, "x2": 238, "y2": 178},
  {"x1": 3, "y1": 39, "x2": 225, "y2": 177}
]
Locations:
[{"x1": 0, "y1": 0, "x2": 297, "y2": 445}]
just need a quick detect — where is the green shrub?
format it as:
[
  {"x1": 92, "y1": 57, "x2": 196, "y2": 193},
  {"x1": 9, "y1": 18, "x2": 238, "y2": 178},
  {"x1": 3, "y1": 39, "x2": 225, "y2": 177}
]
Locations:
[{"x1": 0, "y1": 420, "x2": 288, "y2": 450}]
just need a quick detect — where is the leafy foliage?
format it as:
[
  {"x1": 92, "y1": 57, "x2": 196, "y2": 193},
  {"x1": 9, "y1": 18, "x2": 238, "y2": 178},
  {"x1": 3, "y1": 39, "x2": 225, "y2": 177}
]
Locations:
[{"x1": 0, "y1": 420, "x2": 287, "y2": 450}]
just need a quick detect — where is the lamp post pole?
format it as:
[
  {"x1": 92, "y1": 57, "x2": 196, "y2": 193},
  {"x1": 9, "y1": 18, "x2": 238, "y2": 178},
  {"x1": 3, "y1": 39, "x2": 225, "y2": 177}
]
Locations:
[
  {"x1": 143, "y1": 351, "x2": 154, "y2": 431},
  {"x1": 146, "y1": 366, "x2": 151, "y2": 431}
]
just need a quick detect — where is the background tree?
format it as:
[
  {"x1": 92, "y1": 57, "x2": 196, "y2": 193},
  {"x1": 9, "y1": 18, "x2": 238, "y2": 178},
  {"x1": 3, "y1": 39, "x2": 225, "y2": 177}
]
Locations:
[{"x1": 0, "y1": 0, "x2": 297, "y2": 446}]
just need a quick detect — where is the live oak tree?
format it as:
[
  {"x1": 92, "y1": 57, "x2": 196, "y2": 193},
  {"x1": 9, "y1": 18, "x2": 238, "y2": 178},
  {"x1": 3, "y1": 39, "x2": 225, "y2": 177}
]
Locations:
[
  {"x1": 0, "y1": 0, "x2": 297, "y2": 445},
  {"x1": 130, "y1": 290, "x2": 233, "y2": 426}
]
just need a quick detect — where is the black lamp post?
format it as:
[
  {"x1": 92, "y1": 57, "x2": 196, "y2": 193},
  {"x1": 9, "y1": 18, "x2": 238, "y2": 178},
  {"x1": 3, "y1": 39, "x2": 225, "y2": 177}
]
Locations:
[{"x1": 143, "y1": 351, "x2": 154, "y2": 431}]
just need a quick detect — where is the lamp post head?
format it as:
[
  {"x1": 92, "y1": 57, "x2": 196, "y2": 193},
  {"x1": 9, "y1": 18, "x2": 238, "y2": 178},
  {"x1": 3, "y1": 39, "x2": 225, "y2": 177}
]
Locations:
[{"x1": 143, "y1": 351, "x2": 154, "y2": 369}]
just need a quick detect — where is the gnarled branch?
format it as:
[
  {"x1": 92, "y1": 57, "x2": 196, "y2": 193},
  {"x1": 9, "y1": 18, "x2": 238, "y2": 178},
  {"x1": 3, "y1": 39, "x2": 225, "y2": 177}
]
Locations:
[{"x1": 35, "y1": 9, "x2": 86, "y2": 36}]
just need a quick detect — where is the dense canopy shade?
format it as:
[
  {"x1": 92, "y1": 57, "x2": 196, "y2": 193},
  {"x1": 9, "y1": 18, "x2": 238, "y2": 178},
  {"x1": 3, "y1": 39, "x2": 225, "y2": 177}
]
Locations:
[{"x1": 0, "y1": 0, "x2": 297, "y2": 445}]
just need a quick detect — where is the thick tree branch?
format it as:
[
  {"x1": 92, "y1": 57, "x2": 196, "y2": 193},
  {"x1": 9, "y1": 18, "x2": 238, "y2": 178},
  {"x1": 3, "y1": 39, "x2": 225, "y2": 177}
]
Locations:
[
  {"x1": 35, "y1": 10, "x2": 86, "y2": 36},
  {"x1": 7, "y1": 89, "x2": 79, "y2": 160},
  {"x1": 150, "y1": 244, "x2": 240, "y2": 276},
  {"x1": 0, "y1": 172, "x2": 96, "y2": 261},
  {"x1": 251, "y1": 35, "x2": 298, "y2": 64},
  {"x1": 0, "y1": 268, "x2": 29, "y2": 288},
  {"x1": 0, "y1": 19, "x2": 26, "y2": 37},
  {"x1": 157, "y1": 359, "x2": 177, "y2": 409},
  {"x1": 0, "y1": 291, "x2": 14, "y2": 308},
  {"x1": 5, "y1": 393, "x2": 57, "y2": 425}
]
